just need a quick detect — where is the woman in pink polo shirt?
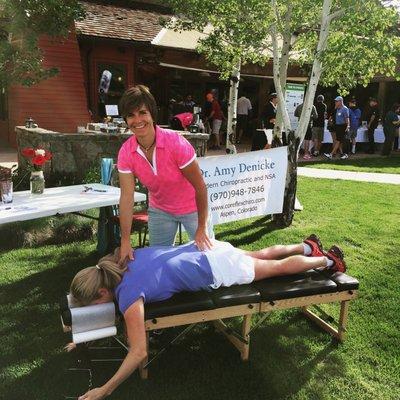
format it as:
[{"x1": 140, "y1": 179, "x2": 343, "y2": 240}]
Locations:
[{"x1": 117, "y1": 85, "x2": 214, "y2": 264}]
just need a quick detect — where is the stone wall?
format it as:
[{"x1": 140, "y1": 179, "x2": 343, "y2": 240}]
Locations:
[{"x1": 15, "y1": 127, "x2": 209, "y2": 183}]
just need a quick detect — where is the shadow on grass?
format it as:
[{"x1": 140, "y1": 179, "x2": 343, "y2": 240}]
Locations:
[
  {"x1": 215, "y1": 216, "x2": 287, "y2": 248},
  {"x1": 0, "y1": 243, "x2": 347, "y2": 400},
  {"x1": 0, "y1": 247, "x2": 101, "y2": 399},
  {"x1": 1, "y1": 256, "x2": 346, "y2": 400}
]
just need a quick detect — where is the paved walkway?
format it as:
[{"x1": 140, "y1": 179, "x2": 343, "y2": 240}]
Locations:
[
  {"x1": 1, "y1": 138, "x2": 398, "y2": 184},
  {"x1": 298, "y1": 167, "x2": 400, "y2": 185}
]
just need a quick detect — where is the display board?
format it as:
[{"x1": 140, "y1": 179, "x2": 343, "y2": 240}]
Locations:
[{"x1": 285, "y1": 83, "x2": 306, "y2": 131}]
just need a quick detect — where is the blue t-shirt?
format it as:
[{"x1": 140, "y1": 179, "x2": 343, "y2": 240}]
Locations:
[
  {"x1": 335, "y1": 105, "x2": 349, "y2": 125},
  {"x1": 114, "y1": 243, "x2": 214, "y2": 314},
  {"x1": 349, "y1": 107, "x2": 361, "y2": 130}
]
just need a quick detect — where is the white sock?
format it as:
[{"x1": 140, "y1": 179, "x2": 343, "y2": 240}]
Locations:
[
  {"x1": 324, "y1": 256, "x2": 334, "y2": 267},
  {"x1": 303, "y1": 243, "x2": 312, "y2": 256},
  {"x1": 352, "y1": 144, "x2": 356, "y2": 152}
]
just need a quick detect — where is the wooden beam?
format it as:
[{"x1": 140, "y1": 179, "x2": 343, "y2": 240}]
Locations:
[
  {"x1": 145, "y1": 303, "x2": 259, "y2": 330},
  {"x1": 259, "y1": 291, "x2": 357, "y2": 313},
  {"x1": 240, "y1": 314, "x2": 251, "y2": 361},
  {"x1": 138, "y1": 331, "x2": 149, "y2": 380},
  {"x1": 301, "y1": 307, "x2": 340, "y2": 339},
  {"x1": 212, "y1": 314, "x2": 252, "y2": 360},
  {"x1": 213, "y1": 319, "x2": 247, "y2": 354},
  {"x1": 337, "y1": 300, "x2": 350, "y2": 342}
]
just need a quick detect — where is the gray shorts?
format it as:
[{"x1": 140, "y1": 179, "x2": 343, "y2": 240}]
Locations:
[
  {"x1": 346, "y1": 129, "x2": 357, "y2": 140},
  {"x1": 312, "y1": 126, "x2": 324, "y2": 141}
]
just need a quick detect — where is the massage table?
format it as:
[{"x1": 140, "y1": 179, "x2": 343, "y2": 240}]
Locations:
[{"x1": 60, "y1": 268, "x2": 358, "y2": 381}]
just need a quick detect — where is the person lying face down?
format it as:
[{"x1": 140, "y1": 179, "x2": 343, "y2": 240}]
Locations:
[{"x1": 70, "y1": 236, "x2": 346, "y2": 400}]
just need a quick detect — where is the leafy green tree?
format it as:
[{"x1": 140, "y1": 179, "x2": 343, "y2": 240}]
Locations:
[
  {"x1": 165, "y1": 0, "x2": 400, "y2": 225},
  {"x1": 0, "y1": 0, "x2": 84, "y2": 87}
]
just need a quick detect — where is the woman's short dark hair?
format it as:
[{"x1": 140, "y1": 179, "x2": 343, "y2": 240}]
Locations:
[{"x1": 119, "y1": 85, "x2": 158, "y2": 122}]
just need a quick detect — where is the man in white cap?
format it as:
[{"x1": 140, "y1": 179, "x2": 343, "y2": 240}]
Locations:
[{"x1": 324, "y1": 96, "x2": 350, "y2": 159}]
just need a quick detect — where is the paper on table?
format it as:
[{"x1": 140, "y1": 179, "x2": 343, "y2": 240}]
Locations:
[{"x1": 73, "y1": 326, "x2": 117, "y2": 344}]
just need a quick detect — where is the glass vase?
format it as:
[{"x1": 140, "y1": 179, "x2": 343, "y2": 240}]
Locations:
[
  {"x1": 0, "y1": 180, "x2": 13, "y2": 203},
  {"x1": 30, "y1": 170, "x2": 45, "y2": 194}
]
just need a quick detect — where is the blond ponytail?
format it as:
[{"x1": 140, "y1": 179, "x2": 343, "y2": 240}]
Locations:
[{"x1": 70, "y1": 248, "x2": 126, "y2": 306}]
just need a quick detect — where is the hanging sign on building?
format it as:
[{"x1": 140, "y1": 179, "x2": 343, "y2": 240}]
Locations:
[{"x1": 198, "y1": 147, "x2": 288, "y2": 225}]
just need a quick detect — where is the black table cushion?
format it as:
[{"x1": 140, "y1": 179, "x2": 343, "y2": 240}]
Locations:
[
  {"x1": 211, "y1": 284, "x2": 261, "y2": 308},
  {"x1": 253, "y1": 270, "x2": 338, "y2": 301},
  {"x1": 144, "y1": 290, "x2": 215, "y2": 320},
  {"x1": 315, "y1": 268, "x2": 359, "y2": 291}
]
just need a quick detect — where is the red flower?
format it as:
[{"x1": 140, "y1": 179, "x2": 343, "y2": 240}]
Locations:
[
  {"x1": 32, "y1": 155, "x2": 46, "y2": 166},
  {"x1": 22, "y1": 148, "x2": 35, "y2": 158},
  {"x1": 22, "y1": 147, "x2": 52, "y2": 169}
]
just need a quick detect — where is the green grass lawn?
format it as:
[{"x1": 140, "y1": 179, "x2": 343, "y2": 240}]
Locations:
[
  {"x1": 1, "y1": 177, "x2": 399, "y2": 400},
  {"x1": 301, "y1": 154, "x2": 400, "y2": 174}
]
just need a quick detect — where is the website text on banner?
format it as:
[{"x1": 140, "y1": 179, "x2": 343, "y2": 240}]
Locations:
[{"x1": 198, "y1": 147, "x2": 288, "y2": 224}]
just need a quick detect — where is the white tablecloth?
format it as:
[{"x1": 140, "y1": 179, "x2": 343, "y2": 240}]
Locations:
[
  {"x1": 0, "y1": 183, "x2": 146, "y2": 225},
  {"x1": 322, "y1": 125, "x2": 385, "y2": 144}
]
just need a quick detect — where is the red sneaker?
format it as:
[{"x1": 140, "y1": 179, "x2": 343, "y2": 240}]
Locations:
[
  {"x1": 325, "y1": 245, "x2": 347, "y2": 273},
  {"x1": 304, "y1": 234, "x2": 324, "y2": 257}
]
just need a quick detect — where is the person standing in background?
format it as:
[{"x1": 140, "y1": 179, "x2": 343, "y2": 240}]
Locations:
[
  {"x1": 252, "y1": 93, "x2": 277, "y2": 151},
  {"x1": 365, "y1": 97, "x2": 380, "y2": 154},
  {"x1": 183, "y1": 94, "x2": 196, "y2": 112},
  {"x1": 324, "y1": 96, "x2": 350, "y2": 160},
  {"x1": 294, "y1": 102, "x2": 318, "y2": 160},
  {"x1": 347, "y1": 98, "x2": 362, "y2": 155},
  {"x1": 202, "y1": 93, "x2": 213, "y2": 134},
  {"x1": 262, "y1": 93, "x2": 277, "y2": 130},
  {"x1": 312, "y1": 95, "x2": 327, "y2": 156},
  {"x1": 382, "y1": 103, "x2": 400, "y2": 156},
  {"x1": 208, "y1": 94, "x2": 224, "y2": 150},
  {"x1": 236, "y1": 92, "x2": 252, "y2": 144}
]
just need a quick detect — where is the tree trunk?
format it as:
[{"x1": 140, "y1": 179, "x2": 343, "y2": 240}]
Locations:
[
  {"x1": 225, "y1": 60, "x2": 241, "y2": 154},
  {"x1": 273, "y1": 130, "x2": 299, "y2": 227}
]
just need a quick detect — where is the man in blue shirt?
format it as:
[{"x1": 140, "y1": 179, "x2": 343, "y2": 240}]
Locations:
[
  {"x1": 348, "y1": 98, "x2": 362, "y2": 155},
  {"x1": 324, "y1": 96, "x2": 350, "y2": 159}
]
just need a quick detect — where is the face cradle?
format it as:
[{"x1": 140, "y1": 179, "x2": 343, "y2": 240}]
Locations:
[{"x1": 126, "y1": 106, "x2": 155, "y2": 138}]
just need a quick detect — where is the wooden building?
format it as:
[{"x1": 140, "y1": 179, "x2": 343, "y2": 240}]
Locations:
[{"x1": 0, "y1": 0, "x2": 397, "y2": 146}]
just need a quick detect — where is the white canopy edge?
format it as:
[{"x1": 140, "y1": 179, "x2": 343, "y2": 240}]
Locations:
[{"x1": 152, "y1": 19, "x2": 212, "y2": 50}]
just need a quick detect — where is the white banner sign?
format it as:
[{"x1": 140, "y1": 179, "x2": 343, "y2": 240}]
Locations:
[
  {"x1": 285, "y1": 83, "x2": 305, "y2": 131},
  {"x1": 198, "y1": 147, "x2": 288, "y2": 225}
]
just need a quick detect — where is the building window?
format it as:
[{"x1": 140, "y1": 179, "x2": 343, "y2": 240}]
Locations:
[{"x1": 96, "y1": 63, "x2": 127, "y2": 118}]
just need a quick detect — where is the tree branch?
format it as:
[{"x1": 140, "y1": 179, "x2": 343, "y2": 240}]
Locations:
[{"x1": 327, "y1": 8, "x2": 345, "y2": 23}]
